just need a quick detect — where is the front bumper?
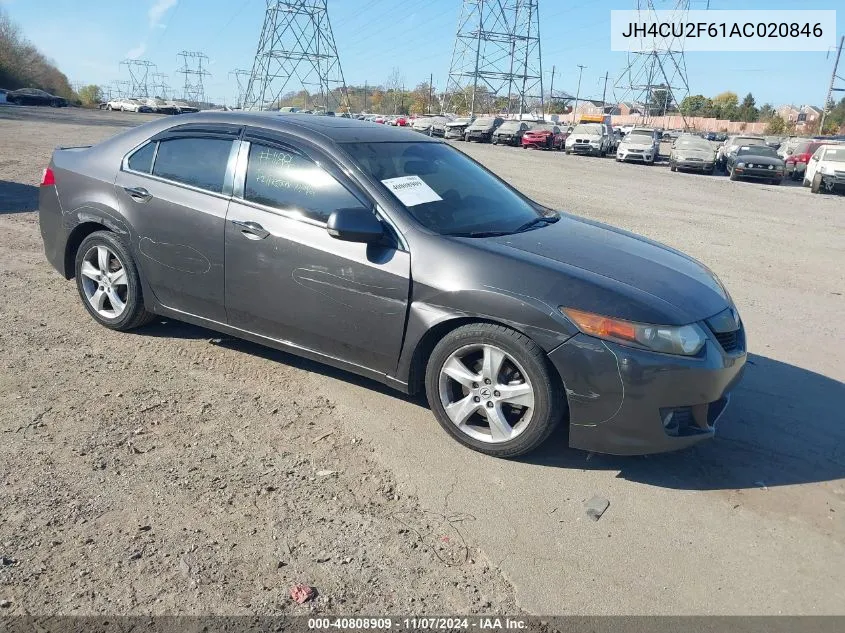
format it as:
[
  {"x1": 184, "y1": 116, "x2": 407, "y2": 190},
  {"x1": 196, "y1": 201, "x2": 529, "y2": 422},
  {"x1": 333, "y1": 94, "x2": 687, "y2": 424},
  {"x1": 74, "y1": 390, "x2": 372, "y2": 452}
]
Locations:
[
  {"x1": 617, "y1": 148, "x2": 654, "y2": 162},
  {"x1": 467, "y1": 131, "x2": 492, "y2": 141},
  {"x1": 820, "y1": 173, "x2": 845, "y2": 191},
  {"x1": 444, "y1": 128, "x2": 467, "y2": 139},
  {"x1": 733, "y1": 166, "x2": 784, "y2": 180},
  {"x1": 548, "y1": 328, "x2": 746, "y2": 455},
  {"x1": 522, "y1": 137, "x2": 551, "y2": 148},
  {"x1": 569, "y1": 142, "x2": 600, "y2": 154},
  {"x1": 675, "y1": 158, "x2": 715, "y2": 171}
]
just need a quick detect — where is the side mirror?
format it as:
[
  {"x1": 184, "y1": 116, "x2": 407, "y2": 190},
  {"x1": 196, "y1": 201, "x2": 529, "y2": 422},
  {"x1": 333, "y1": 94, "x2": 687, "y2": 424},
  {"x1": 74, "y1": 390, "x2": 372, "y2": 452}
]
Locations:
[{"x1": 327, "y1": 208, "x2": 384, "y2": 243}]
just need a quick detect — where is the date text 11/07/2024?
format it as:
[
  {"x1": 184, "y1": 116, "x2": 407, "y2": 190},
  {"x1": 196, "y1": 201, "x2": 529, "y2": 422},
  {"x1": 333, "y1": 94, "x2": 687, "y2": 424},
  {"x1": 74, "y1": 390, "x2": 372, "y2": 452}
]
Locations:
[{"x1": 307, "y1": 617, "x2": 529, "y2": 630}]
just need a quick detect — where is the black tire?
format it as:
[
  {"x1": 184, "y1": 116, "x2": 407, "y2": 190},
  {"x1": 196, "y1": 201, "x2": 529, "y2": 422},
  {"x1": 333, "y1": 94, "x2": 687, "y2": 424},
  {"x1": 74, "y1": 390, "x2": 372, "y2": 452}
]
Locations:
[
  {"x1": 424, "y1": 323, "x2": 565, "y2": 458},
  {"x1": 74, "y1": 231, "x2": 155, "y2": 331},
  {"x1": 670, "y1": 162, "x2": 677, "y2": 172},
  {"x1": 771, "y1": 178, "x2": 781, "y2": 186},
  {"x1": 729, "y1": 167, "x2": 738, "y2": 181},
  {"x1": 565, "y1": 149, "x2": 570, "y2": 155},
  {"x1": 811, "y1": 174, "x2": 822, "y2": 194}
]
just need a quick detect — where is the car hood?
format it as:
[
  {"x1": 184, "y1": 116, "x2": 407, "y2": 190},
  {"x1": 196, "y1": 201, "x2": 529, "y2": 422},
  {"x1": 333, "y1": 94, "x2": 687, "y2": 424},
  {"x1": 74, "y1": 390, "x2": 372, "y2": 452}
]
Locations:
[
  {"x1": 674, "y1": 146, "x2": 714, "y2": 158},
  {"x1": 737, "y1": 155, "x2": 783, "y2": 165},
  {"x1": 468, "y1": 123, "x2": 496, "y2": 132},
  {"x1": 570, "y1": 133, "x2": 601, "y2": 140},
  {"x1": 621, "y1": 139, "x2": 654, "y2": 149},
  {"x1": 473, "y1": 214, "x2": 730, "y2": 325}
]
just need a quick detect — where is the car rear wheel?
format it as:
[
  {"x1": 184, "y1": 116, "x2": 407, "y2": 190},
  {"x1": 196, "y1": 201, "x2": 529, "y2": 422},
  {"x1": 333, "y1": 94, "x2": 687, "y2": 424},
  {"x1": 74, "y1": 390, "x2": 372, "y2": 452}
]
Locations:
[
  {"x1": 74, "y1": 231, "x2": 154, "y2": 331},
  {"x1": 425, "y1": 323, "x2": 564, "y2": 458}
]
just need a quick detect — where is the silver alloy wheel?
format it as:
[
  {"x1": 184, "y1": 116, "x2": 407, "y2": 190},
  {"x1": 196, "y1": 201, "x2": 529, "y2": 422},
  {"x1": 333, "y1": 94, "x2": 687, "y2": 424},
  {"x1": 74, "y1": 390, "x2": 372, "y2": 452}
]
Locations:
[
  {"x1": 438, "y1": 343, "x2": 535, "y2": 444},
  {"x1": 79, "y1": 245, "x2": 129, "y2": 319}
]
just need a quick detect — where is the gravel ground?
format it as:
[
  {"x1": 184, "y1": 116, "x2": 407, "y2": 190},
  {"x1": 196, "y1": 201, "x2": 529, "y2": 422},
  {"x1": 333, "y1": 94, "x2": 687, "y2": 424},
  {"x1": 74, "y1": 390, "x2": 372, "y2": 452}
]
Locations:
[{"x1": 0, "y1": 106, "x2": 843, "y2": 616}]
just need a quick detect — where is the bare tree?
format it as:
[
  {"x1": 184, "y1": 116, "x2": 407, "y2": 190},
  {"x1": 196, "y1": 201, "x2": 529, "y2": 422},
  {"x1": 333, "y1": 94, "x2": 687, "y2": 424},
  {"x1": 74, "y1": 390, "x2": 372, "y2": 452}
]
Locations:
[{"x1": 386, "y1": 67, "x2": 404, "y2": 115}]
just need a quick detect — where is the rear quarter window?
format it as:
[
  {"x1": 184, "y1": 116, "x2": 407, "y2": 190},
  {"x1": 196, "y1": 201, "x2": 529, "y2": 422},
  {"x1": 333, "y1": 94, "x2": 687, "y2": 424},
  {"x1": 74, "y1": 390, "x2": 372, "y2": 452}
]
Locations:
[
  {"x1": 152, "y1": 137, "x2": 233, "y2": 193},
  {"x1": 127, "y1": 142, "x2": 156, "y2": 174}
]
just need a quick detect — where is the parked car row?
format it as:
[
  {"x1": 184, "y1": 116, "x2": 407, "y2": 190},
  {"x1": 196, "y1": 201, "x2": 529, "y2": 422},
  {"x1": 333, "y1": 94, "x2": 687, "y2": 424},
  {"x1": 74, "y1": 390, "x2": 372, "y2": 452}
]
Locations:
[{"x1": 103, "y1": 98, "x2": 200, "y2": 114}]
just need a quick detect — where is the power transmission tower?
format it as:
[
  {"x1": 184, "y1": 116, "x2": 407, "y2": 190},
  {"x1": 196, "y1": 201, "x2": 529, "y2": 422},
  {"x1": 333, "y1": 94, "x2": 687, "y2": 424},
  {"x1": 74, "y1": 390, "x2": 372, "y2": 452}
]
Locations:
[
  {"x1": 177, "y1": 51, "x2": 211, "y2": 104},
  {"x1": 109, "y1": 80, "x2": 131, "y2": 100},
  {"x1": 229, "y1": 69, "x2": 252, "y2": 109},
  {"x1": 613, "y1": 0, "x2": 691, "y2": 126},
  {"x1": 819, "y1": 36, "x2": 844, "y2": 133},
  {"x1": 151, "y1": 73, "x2": 171, "y2": 99},
  {"x1": 444, "y1": 0, "x2": 543, "y2": 118},
  {"x1": 244, "y1": 0, "x2": 350, "y2": 112},
  {"x1": 120, "y1": 59, "x2": 156, "y2": 98}
]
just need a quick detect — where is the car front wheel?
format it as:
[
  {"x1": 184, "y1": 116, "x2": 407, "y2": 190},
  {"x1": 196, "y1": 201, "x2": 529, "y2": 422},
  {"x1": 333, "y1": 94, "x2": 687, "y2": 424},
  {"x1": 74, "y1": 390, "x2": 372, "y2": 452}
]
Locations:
[
  {"x1": 425, "y1": 323, "x2": 564, "y2": 458},
  {"x1": 74, "y1": 231, "x2": 154, "y2": 331}
]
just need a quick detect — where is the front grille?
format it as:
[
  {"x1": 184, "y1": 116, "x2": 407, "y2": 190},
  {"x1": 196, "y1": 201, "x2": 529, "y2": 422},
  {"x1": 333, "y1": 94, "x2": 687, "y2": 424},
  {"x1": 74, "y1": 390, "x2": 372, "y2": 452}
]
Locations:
[{"x1": 714, "y1": 329, "x2": 739, "y2": 352}]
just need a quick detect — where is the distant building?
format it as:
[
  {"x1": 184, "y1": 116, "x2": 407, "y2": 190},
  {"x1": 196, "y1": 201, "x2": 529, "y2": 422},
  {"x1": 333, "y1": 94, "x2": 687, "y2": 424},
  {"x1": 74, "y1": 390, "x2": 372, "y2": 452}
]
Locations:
[{"x1": 777, "y1": 104, "x2": 822, "y2": 127}]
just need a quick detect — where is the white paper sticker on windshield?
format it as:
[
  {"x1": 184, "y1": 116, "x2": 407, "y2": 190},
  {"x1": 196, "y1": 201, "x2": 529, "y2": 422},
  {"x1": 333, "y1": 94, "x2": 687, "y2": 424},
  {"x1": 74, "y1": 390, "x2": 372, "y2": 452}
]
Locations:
[{"x1": 381, "y1": 175, "x2": 442, "y2": 207}]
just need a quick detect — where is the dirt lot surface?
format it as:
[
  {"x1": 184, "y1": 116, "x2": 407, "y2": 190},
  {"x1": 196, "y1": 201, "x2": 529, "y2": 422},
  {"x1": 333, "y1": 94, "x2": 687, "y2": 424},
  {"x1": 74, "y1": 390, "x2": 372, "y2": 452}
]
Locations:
[{"x1": 0, "y1": 106, "x2": 843, "y2": 616}]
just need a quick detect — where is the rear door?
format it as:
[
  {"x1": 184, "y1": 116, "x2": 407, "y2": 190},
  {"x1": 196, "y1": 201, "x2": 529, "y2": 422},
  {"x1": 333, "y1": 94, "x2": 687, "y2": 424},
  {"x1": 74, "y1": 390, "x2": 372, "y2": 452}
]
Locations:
[
  {"x1": 115, "y1": 124, "x2": 240, "y2": 321},
  {"x1": 223, "y1": 130, "x2": 410, "y2": 375}
]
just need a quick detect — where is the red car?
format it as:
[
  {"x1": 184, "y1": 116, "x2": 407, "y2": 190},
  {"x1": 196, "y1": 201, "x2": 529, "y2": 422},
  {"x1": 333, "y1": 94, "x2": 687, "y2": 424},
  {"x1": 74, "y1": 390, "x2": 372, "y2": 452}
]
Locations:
[
  {"x1": 522, "y1": 123, "x2": 565, "y2": 150},
  {"x1": 785, "y1": 140, "x2": 827, "y2": 181}
]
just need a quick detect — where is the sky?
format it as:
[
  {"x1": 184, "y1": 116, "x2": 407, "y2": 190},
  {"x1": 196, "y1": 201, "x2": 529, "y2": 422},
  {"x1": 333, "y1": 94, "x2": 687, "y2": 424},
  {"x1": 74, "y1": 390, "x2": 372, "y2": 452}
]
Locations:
[{"x1": 1, "y1": 0, "x2": 843, "y2": 107}]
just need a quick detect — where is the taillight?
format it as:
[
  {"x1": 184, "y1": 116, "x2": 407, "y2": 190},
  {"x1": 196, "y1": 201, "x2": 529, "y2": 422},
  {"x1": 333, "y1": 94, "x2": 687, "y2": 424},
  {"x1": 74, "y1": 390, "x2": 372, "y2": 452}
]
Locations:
[
  {"x1": 794, "y1": 153, "x2": 811, "y2": 164},
  {"x1": 41, "y1": 167, "x2": 55, "y2": 186}
]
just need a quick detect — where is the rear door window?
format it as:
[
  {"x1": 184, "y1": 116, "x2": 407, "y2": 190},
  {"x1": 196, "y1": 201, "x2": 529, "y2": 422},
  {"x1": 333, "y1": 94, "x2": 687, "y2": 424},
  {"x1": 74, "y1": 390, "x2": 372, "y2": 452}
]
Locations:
[
  {"x1": 243, "y1": 142, "x2": 364, "y2": 224},
  {"x1": 151, "y1": 137, "x2": 233, "y2": 193}
]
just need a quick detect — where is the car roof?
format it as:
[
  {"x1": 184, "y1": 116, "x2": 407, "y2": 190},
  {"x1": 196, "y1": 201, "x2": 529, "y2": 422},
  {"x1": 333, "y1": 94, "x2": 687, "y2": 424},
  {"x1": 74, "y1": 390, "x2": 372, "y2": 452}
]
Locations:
[{"x1": 160, "y1": 111, "x2": 441, "y2": 144}]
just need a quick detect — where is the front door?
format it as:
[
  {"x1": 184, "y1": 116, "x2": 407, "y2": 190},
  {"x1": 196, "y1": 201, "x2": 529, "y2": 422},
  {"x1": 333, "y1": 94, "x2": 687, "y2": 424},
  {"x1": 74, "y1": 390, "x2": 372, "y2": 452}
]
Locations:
[
  {"x1": 224, "y1": 136, "x2": 410, "y2": 375},
  {"x1": 115, "y1": 132, "x2": 239, "y2": 321}
]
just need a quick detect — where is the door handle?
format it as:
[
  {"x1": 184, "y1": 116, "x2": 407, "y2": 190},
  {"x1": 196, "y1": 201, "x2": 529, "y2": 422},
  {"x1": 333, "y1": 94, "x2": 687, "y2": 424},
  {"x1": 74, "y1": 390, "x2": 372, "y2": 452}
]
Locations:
[
  {"x1": 124, "y1": 186, "x2": 152, "y2": 202},
  {"x1": 231, "y1": 219, "x2": 270, "y2": 240}
]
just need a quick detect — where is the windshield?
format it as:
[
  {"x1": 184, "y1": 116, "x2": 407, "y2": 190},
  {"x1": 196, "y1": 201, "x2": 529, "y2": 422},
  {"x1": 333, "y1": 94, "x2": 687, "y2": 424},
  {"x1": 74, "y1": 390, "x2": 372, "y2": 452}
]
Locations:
[
  {"x1": 498, "y1": 121, "x2": 522, "y2": 131},
  {"x1": 572, "y1": 124, "x2": 602, "y2": 135},
  {"x1": 675, "y1": 138, "x2": 711, "y2": 151},
  {"x1": 732, "y1": 137, "x2": 765, "y2": 147},
  {"x1": 471, "y1": 117, "x2": 496, "y2": 128},
  {"x1": 737, "y1": 146, "x2": 779, "y2": 158},
  {"x1": 343, "y1": 142, "x2": 546, "y2": 236},
  {"x1": 447, "y1": 118, "x2": 472, "y2": 126},
  {"x1": 627, "y1": 130, "x2": 654, "y2": 140},
  {"x1": 823, "y1": 147, "x2": 845, "y2": 162}
]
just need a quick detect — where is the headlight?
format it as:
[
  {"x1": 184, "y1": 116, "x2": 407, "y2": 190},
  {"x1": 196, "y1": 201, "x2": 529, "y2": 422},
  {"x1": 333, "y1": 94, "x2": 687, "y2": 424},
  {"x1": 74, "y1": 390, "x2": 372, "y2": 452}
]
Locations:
[
  {"x1": 736, "y1": 162, "x2": 745, "y2": 168},
  {"x1": 561, "y1": 307, "x2": 707, "y2": 356},
  {"x1": 821, "y1": 166, "x2": 834, "y2": 175},
  {"x1": 589, "y1": 140, "x2": 600, "y2": 146}
]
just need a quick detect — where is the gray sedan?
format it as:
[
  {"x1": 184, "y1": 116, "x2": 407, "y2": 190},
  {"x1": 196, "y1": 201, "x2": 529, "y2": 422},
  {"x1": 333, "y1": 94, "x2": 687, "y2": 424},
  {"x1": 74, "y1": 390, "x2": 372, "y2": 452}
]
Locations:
[{"x1": 39, "y1": 113, "x2": 746, "y2": 457}]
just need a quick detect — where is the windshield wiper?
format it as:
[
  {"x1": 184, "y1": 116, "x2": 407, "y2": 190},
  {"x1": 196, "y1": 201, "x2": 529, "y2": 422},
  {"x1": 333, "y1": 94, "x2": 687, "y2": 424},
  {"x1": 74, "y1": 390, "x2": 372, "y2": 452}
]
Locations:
[
  {"x1": 445, "y1": 230, "x2": 514, "y2": 238},
  {"x1": 445, "y1": 213, "x2": 559, "y2": 238},
  {"x1": 513, "y1": 213, "x2": 560, "y2": 233}
]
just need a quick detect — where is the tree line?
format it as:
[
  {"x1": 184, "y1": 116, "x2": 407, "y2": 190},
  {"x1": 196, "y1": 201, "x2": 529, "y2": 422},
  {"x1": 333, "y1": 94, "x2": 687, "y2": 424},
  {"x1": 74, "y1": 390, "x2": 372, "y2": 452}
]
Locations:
[
  {"x1": 0, "y1": 8, "x2": 75, "y2": 100},
  {"x1": 679, "y1": 90, "x2": 845, "y2": 135}
]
